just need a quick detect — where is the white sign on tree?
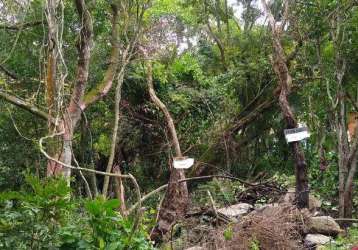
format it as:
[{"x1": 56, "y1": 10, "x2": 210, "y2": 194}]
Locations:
[
  {"x1": 284, "y1": 127, "x2": 310, "y2": 143},
  {"x1": 173, "y1": 157, "x2": 194, "y2": 169}
]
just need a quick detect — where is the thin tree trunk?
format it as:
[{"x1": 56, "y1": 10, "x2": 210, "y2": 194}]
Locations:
[
  {"x1": 101, "y1": 0, "x2": 144, "y2": 197},
  {"x1": 146, "y1": 61, "x2": 189, "y2": 243},
  {"x1": 114, "y1": 165, "x2": 127, "y2": 215},
  {"x1": 343, "y1": 132, "x2": 358, "y2": 219},
  {"x1": 89, "y1": 162, "x2": 99, "y2": 197},
  {"x1": 102, "y1": 66, "x2": 126, "y2": 197},
  {"x1": 261, "y1": 0, "x2": 309, "y2": 208},
  {"x1": 337, "y1": 95, "x2": 348, "y2": 217},
  {"x1": 318, "y1": 19, "x2": 355, "y2": 218}
]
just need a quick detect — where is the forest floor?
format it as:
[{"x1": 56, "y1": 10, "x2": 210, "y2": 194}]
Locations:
[{"x1": 161, "y1": 178, "x2": 358, "y2": 250}]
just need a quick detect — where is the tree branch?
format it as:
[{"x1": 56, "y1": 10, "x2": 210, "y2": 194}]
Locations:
[
  {"x1": 0, "y1": 64, "x2": 19, "y2": 80},
  {"x1": 82, "y1": 4, "x2": 120, "y2": 108},
  {"x1": 67, "y1": 0, "x2": 93, "y2": 116},
  {"x1": 346, "y1": 92, "x2": 358, "y2": 112},
  {"x1": 229, "y1": 97, "x2": 276, "y2": 135},
  {"x1": 0, "y1": 89, "x2": 49, "y2": 121},
  {"x1": 147, "y1": 60, "x2": 182, "y2": 156},
  {"x1": 286, "y1": 39, "x2": 303, "y2": 67},
  {"x1": 280, "y1": 0, "x2": 290, "y2": 32},
  {"x1": 102, "y1": 0, "x2": 145, "y2": 197},
  {"x1": 0, "y1": 20, "x2": 42, "y2": 30},
  {"x1": 206, "y1": 22, "x2": 227, "y2": 70},
  {"x1": 228, "y1": 79, "x2": 306, "y2": 137},
  {"x1": 102, "y1": 67, "x2": 126, "y2": 197}
]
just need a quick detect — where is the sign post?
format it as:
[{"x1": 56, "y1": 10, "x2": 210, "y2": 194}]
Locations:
[{"x1": 284, "y1": 127, "x2": 310, "y2": 143}]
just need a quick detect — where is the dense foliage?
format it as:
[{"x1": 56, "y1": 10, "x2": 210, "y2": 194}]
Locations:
[
  {"x1": 0, "y1": 177, "x2": 154, "y2": 249},
  {"x1": 0, "y1": 0, "x2": 358, "y2": 248}
]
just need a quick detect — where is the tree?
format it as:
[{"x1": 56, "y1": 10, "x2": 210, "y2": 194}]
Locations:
[
  {"x1": 0, "y1": 0, "x2": 146, "y2": 191},
  {"x1": 326, "y1": 1, "x2": 358, "y2": 219},
  {"x1": 298, "y1": 0, "x2": 358, "y2": 219},
  {"x1": 101, "y1": 0, "x2": 146, "y2": 198},
  {"x1": 261, "y1": 0, "x2": 309, "y2": 208},
  {"x1": 146, "y1": 60, "x2": 189, "y2": 243}
]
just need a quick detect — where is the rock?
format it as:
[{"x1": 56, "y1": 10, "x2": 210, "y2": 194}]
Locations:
[
  {"x1": 254, "y1": 203, "x2": 280, "y2": 215},
  {"x1": 217, "y1": 203, "x2": 253, "y2": 218},
  {"x1": 280, "y1": 188, "x2": 295, "y2": 203},
  {"x1": 304, "y1": 234, "x2": 331, "y2": 247},
  {"x1": 307, "y1": 216, "x2": 343, "y2": 236},
  {"x1": 309, "y1": 196, "x2": 322, "y2": 210},
  {"x1": 279, "y1": 188, "x2": 322, "y2": 210}
]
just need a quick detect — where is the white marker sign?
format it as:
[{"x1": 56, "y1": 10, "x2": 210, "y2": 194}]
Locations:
[
  {"x1": 284, "y1": 127, "x2": 310, "y2": 143},
  {"x1": 173, "y1": 157, "x2": 194, "y2": 169}
]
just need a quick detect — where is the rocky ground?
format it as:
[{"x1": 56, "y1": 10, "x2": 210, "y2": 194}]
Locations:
[{"x1": 165, "y1": 184, "x2": 356, "y2": 250}]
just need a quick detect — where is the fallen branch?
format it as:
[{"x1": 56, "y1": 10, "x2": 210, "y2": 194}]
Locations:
[
  {"x1": 207, "y1": 190, "x2": 218, "y2": 225},
  {"x1": 334, "y1": 218, "x2": 358, "y2": 222}
]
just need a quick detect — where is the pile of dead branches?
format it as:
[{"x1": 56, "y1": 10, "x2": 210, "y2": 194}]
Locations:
[
  {"x1": 221, "y1": 205, "x2": 306, "y2": 250},
  {"x1": 236, "y1": 179, "x2": 287, "y2": 205},
  {"x1": 182, "y1": 204, "x2": 308, "y2": 250}
]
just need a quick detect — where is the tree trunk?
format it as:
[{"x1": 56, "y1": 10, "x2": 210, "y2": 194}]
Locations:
[
  {"x1": 46, "y1": 0, "x2": 93, "y2": 181},
  {"x1": 101, "y1": 1, "x2": 143, "y2": 197},
  {"x1": 291, "y1": 142, "x2": 309, "y2": 207},
  {"x1": 114, "y1": 165, "x2": 127, "y2": 216},
  {"x1": 343, "y1": 186, "x2": 353, "y2": 219},
  {"x1": 102, "y1": 67, "x2": 126, "y2": 197},
  {"x1": 146, "y1": 61, "x2": 189, "y2": 243},
  {"x1": 262, "y1": 0, "x2": 309, "y2": 208},
  {"x1": 61, "y1": 118, "x2": 74, "y2": 179},
  {"x1": 337, "y1": 105, "x2": 348, "y2": 217},
  {"x1": 44, "y1": 0, "x2": 62, "y2": 176}
]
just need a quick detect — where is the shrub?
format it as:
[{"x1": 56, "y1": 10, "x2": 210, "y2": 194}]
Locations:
[{"x1": 0, "y1": 175, "x2": 155, "y2": 250}]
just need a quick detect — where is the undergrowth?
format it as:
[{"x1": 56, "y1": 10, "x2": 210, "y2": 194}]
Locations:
[{"x1": 0, "y1": 176, "x2": 155, "y2": 250}]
